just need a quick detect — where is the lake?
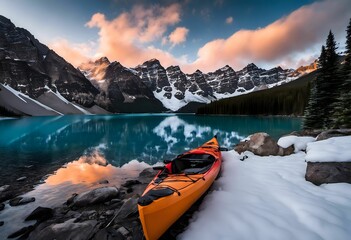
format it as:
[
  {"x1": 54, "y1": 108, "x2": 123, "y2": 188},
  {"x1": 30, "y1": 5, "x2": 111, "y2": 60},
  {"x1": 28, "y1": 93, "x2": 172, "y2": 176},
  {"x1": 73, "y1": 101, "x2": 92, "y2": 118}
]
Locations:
[{"x1": 0, "y1": 114, "x2": 301, "y2": 237}]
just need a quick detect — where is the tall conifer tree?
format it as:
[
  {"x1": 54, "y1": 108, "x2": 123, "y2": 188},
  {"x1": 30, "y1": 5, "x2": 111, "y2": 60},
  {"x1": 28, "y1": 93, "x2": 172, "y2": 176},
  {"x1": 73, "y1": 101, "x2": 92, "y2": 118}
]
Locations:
[
  {"x1": 303, "y1": 46, "x2": 327, "y2": 129},
  {"x1": 333, "y1": 18, "x2": 351, "y2": 127}
]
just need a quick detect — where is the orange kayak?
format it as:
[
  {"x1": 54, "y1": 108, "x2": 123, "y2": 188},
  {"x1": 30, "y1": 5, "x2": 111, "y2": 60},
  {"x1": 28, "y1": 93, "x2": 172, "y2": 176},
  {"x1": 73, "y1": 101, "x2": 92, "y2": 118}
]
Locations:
[{"x1": 138, "y1": 136, "x2": 223, "y2": 240}]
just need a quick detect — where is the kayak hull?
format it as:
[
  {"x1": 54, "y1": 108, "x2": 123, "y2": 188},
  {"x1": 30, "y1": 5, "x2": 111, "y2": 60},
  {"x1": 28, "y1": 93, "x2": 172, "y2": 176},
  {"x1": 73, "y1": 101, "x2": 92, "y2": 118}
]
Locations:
[{"x1": 138, "y1": 137, "x2": 222, "y2": 240}]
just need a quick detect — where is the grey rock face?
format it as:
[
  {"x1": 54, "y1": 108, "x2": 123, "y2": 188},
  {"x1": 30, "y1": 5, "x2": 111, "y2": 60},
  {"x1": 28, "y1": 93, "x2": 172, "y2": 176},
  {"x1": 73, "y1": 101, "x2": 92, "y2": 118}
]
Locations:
[
  {"x1": 0, "y1": 15, "x2": 98, "y2": 108},
  {"x1": 305, "y1": 162, "x2": 351, "y2": 185}
]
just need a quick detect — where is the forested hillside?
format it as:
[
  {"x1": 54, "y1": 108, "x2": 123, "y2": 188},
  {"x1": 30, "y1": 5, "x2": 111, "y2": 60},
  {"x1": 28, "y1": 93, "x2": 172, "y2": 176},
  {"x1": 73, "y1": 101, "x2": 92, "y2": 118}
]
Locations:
[{"x1": 196, "y1": 71, "x2": 317, "y2": 116}]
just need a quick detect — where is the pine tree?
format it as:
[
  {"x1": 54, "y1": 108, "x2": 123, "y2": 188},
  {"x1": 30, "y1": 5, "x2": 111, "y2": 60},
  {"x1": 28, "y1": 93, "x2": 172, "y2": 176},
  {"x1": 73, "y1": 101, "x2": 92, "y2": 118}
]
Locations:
[
  {"x1": 333, "y1": 18, "x2": 351, "y2": 127},
  {"x1": 303, "y1": 46, "x2": 327, "y2": 129},
  {"x1": 320, "y1": 31, "x2": 339, "y2": 128}
]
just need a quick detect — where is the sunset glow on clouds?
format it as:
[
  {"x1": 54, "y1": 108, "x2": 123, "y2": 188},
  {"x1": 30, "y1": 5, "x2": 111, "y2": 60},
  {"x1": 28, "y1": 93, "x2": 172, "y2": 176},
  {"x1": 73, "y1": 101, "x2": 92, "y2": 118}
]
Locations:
[{"x1": 45, "y1": 0, "x2": 351, "y2": 73}]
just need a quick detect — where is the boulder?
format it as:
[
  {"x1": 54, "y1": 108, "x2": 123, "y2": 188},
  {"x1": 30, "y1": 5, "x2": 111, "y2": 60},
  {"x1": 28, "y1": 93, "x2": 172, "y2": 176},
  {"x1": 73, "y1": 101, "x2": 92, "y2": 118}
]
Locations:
[
  {"x1": 305, "y1": 162, "x2": 351, "y2": 185},
  {"x1": 9, "y1": 196, "x2": 35, "y2": 206},
  {"x1": 122, "y1": 180, "x2": 141, "y2": 188},
  {"x1": 25, "y1": 206, "x2": 54, "y2": 222},
  {"x1": 114, "y1": 197, "x2": 138, "y2": 222},
  {"x1": 8, "y1": 225, "x2": 35, "y2": 239},
  {"x1": 28, "y1": 219, "x2": 98, "y2": 240},
  {"x1": 234, "y1": 133, "x2": 292, "y2": 156},
  {"x1": 316, "y1": 129, "x2": 351, "y2": 141},
  {"x1": 71, "y1": 187, "x2": 119, "y2": 208}
]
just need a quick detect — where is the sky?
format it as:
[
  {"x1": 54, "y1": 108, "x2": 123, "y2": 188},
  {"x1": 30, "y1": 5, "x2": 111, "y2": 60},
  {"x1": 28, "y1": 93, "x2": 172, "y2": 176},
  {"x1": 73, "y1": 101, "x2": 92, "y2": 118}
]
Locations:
[{"x1": 0, "y1": 0, "x2": 350, "y2": 73}]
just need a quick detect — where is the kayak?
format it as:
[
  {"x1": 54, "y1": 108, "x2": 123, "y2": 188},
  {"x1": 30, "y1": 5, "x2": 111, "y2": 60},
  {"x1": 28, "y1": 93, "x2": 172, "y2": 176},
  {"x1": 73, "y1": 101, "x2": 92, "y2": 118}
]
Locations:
[{"x1": 138, "y1": 136, "x2": 223, "y2": 240}]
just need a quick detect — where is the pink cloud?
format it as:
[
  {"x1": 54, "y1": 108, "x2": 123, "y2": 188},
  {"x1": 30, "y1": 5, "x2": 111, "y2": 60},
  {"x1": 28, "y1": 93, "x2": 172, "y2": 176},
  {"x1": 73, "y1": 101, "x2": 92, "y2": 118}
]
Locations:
[
  {"x1": 225, "y1": 17, "x2": 233, "y2": 24},
  {"x1": 48, "y1": 38, "x2": 92, "y2": 67},
  {"x1": 168, "y1": 27, "x2": 189, "y2": 46},
  {"x1": 85, "y1": 4, "x2": 183, "y2": 67},
  {"x1": 50, "y1": 0, "x2": 350, "y2": 74},
  {"x1": 184, "y1": 0, "x2": 351, "y2": 73}
]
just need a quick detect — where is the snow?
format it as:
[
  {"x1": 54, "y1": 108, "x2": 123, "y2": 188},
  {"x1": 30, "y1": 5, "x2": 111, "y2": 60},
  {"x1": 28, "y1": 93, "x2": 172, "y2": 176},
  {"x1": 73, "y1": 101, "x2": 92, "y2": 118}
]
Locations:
[
  {"x1": 1, "y1": 83, "x2": 27, "y2": 103},
  {"x1": 306, "y1": 136, "x2": 351, "y2": 162},
  {"x1": 278, "y1": 136, "x2": 316, "y2": 152},
  {"x1": 181, "y1": 150, "x2": 351, "y2": 240}
]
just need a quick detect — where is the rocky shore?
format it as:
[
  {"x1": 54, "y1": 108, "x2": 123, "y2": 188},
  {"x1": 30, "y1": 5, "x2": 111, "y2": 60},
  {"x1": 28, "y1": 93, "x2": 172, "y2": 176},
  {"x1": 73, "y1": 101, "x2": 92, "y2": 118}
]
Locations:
[{"x1": 0, "y1": 167, "x2": 206, "y2": 240}]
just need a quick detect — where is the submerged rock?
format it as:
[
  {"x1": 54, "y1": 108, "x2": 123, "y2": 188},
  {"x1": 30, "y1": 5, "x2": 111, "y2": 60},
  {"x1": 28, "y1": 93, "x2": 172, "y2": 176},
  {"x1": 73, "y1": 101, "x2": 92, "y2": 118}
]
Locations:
[
  {"x1": 305, "y1": 162, "x2": 351, "y2": 185},
  {"x1": 72, "y1": 187, "x2": 119, "y2": 208},
  {"x1": 9, "y1": 196, "x2": 35, "y2": 206},
  {"x1": 25, "y1": 206, "x2": 54, "y2": 222},
  {"x1": 8, "y1": 225, "x2": 35, "y2": 239}
]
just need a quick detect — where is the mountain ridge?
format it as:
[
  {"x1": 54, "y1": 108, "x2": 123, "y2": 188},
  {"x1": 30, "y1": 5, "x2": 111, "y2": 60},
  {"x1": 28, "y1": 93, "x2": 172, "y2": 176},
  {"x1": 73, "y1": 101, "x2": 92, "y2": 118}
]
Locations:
[{"x1": 0, "y1": 14, "x2": 317, "y2": 115}]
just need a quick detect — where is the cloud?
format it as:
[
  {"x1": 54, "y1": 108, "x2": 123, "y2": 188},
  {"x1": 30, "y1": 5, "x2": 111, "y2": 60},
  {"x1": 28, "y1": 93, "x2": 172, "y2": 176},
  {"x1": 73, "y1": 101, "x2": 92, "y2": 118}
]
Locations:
[
  {"x1": 168, "y1": 27, "x2": 189, "y2": 46},
  {"x1": 49, "y1": 0, "x2": 351, "y2": 74},
  {"x1": 225, "y1": 16, "x2": 233, "y2": 24},
  {"x1": 49, "y1": 38, "x2": 93, "y2": 67},
  {"x1": 184, "y1": 0, "x2": 351, "y2": 73},
  {"x1": 84, "y1": 4, "x2": 184, "y2": 67}
]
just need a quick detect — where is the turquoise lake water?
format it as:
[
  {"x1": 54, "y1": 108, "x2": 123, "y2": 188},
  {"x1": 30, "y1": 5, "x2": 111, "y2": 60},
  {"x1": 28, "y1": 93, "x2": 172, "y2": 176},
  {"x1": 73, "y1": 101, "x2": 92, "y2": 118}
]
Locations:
[
  {"x1": 0, "y1": 114, "x2": 301, "y2": 237},
  {"x1": 0, "y1": 114, "x2": 302, "y2": 183}
]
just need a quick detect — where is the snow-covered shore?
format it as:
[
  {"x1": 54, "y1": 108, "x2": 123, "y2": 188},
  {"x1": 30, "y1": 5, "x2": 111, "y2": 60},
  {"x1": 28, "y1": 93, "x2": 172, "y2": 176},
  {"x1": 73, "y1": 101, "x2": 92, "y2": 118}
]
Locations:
[{"x1": 181, "y1": 147, "x2": 351, "y2": 240}]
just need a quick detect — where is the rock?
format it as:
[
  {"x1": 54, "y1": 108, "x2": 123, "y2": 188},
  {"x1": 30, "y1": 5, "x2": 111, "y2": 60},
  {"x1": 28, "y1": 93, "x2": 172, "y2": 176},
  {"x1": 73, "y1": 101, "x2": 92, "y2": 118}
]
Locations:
[
  {"x1": 16, "y1": 176, "x2": 27, "y2": 181},
  {"x1": 72, "y1": 187, "x2": 119, "y2": 208},
  {"x1": 0, "y1": 203, "x2": 4, "y2": 211},
  {"x1": 66, "y1": 193, "x2": 78, "y2": 205},
  {"x1": 9, "y1": 196, "x2": 35, "y2": 206},
  {"x1": 28, "y1": 218, "x2": 98, "y2": 240},
  {"x1": 122, "y1": 179, "x2": 141, "y2": 188},
  {"x1": 117, "y1": 226, "x2": 129, "y2": 237},
  {"x1": 316, "y1": 129, "x2": 351, "y2": 141},
  {"x1": 114, "y1": 197, "x2": 138, "y2": 222},
  {"x1": 8, "y1": 225, "x2": 35, "y2": 239},
  {"x1": 91, "y1": 227, "x2": 124, "y2": 240},
  {"x1": 234, "y1": 133, "x2": 280, "y2": 156},
  {"x1": 25, "y1": 206, "x2": 54, "y2": 222},
  {"x1": 138, "y1": 168, "x2": 157, "y2": 183},
  {"x1": 278, "y1": 145, "x2": 295, "y2": 156},
  {"x1": 305, "y1": 162, "x2": 351, "y2": 185},
  {"x1": 74, "y1": 210, "x2": 97, "y2": 223},
  {"x1": 99, "y1": 179, "x2": 109, "y2": 184},
  {"x1": 0, "y1": 184, "x2": 10, "y2": 192},
  {"x1": 0, "y1": 221, "x2": 3, "y2": 226}
]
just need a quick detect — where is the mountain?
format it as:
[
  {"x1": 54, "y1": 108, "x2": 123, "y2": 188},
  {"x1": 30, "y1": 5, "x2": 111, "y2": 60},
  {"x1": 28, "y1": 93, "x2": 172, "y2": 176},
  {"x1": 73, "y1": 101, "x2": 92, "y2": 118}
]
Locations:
[
  {"x1": 197, "y1": 69, "x2": 319, "y2": 116},
  {"x1": 80, "y1": 58, "x2": 309, "y2": 112},
  {"x1": 0, "y1": 14, "x2": 317, "y2": 115},
  {"x1": 0, "y1": 15, "x2": 106, "y2": 116}
]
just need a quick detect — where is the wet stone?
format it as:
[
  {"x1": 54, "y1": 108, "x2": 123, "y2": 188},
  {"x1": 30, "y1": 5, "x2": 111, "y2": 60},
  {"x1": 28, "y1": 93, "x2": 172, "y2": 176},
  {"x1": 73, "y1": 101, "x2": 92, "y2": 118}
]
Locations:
[
  {"x1": 0, "y1": 203, "x2": 5, "y2": 211},
  {"x1": 9, "y1": 196, "x2": 35, "y2": 206},
  {"x1": 16, "y1": 176, "x2": 27, "y2": 182},
  {"x1": 25, "y1": 206, "x2": 54, "y2": 222}
]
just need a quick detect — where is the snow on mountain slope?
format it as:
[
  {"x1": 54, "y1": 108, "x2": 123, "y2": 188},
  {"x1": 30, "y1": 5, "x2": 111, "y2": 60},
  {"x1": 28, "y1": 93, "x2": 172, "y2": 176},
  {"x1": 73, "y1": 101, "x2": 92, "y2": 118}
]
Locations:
[{"x1": 0, "y1": 83, "x2": 62, "y2": 116}]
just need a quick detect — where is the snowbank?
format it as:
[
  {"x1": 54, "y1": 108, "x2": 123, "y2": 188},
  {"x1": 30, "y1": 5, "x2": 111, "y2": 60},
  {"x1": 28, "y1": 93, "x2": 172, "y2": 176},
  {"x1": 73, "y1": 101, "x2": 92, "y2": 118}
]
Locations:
[
  {"x1": 180, "y1": 150, "x2": 351, "y2": 240},
  {"x1": 278, "y1": 135, "x2": 315, "y2": 152},
  {"x1": 306, "y1": 136, "x2": 351, "y2": 162}
]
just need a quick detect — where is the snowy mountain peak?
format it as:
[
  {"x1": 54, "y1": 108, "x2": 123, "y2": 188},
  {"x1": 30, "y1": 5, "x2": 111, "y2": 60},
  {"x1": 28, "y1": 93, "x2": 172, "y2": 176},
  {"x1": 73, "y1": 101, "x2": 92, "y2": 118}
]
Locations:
[{"x1": 95, "y1": 56, "x2": 110, "y2": 65}]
